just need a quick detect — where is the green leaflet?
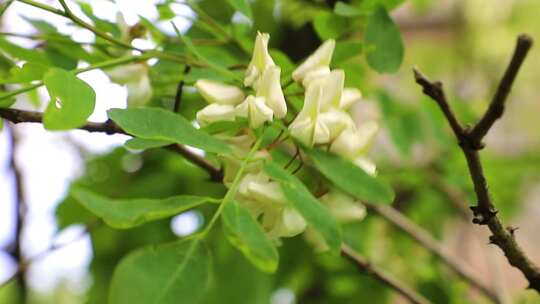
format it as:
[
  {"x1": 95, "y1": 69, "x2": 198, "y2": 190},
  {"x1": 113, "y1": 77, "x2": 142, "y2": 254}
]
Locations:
[
  {"x1": 222, "y1": 200, "x2": 279, "y2": 273},
  {"x1": 125, "y1": 137, "x2": 173, "y2": 150},
  {"x1": 43, "y1": 68, "x2": 96, "y2": 130},
  {"x1": 108, "y1": 107, "x2": 231, "y2": 154},
  {"x1": 306, "y1": 149, "x2": 394, "y2": 204},
  {"x1": 110, "y1": 240, "x2": 211, "y2": 304},
  {"x1": 71, "y1": 187, "x2": 215, "y2": 229},
  {"x1": 264, "y1": 163, "x2": 342, "y2": 253},
  {"x1": 364, "y1": 5, "x2": 404, "y2": 73}
]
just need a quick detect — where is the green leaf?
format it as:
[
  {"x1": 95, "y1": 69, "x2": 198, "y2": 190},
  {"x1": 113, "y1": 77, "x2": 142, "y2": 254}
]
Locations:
[
  {"x1": 110, "y1": 240, "x2": 211, "y2": 304},
  {"x1": 313, "y1": 12, "x2": 349, "y2": 40},
  {"x1": 0, "y1": 38, "x2": 49, "y2": 63},
  {"x1": 226, "y1": 0, "x2": 253, "y2": 19},
  {"x1": 43, "y1": 68, "x2": 96, "y2": 130},
  {"x1": 306, "y1": 149, "x2": 394, "y2": 204},
  {"x1": 0, "y1": 62, "x2": 48, "y2": 84},
  {"x1": 334, "y1": 2, "x2": 367, "y2": 17},
  {"x1": 264, "y1": 163, "x2": 342, "y2": 252},
  {"x1": 125, "y1": 138, "x2": 173, "y2": 150},
  {"x1": 71, "y1": 187, "x2": 214, "y2": 229},
  {"x1": 108, "y1": 107, "x2": 231, "y2": 154},
  {"x1": 157, "y1": 3, "x2": 175, "y2": 20},
  {"x1": 222, "y1": 200, "x2": 279, "y2": 273},
  {"x1": 364, "y1": 5, "x2": 404, "y2": 73},
  {"x1": 332, "y1": 41, "x2": 363, "y2": 67}
]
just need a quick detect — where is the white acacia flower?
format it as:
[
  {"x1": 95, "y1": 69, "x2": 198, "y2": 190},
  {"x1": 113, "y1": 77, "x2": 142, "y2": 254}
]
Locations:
[
  {"x1": 289, "y1": 83, "x2": 330, "y2": 146},
  {"x1": 195, "y1": 79, "x2": 245, "y2": 105},
  {"x1": 264, "y1": 206, "x2": 307, "y2": 239},
  {"x1": 196, "y1": 104, "x2": 237, "y2": 126},
  {"x1": 236, "y1": 95, "x2": 274, "y2": 129},
  {"x1": 320, "y1": 190, "x2": 366, "y2": 222},
  {"x1": 330, "y1": 121, "x2": 379, "y2": 158},
  {"x1": 126, "y1": 73, "x2": 153, "y2": 107},
  {"x1": 292, "y1": 39, "x2": 335, "y2": 85},
  {"x1": 256, "y1": 66, "x2": 287, "y2": 118},
  {"x1": 245, "y1": 32, "x2": 275, "y2": 88},
  {"x1": 340, "y1": 88, "x2": 362, "y2": 110},
  {"x1": 106, "y1": 63, "x2": 153, "y2": 107}
]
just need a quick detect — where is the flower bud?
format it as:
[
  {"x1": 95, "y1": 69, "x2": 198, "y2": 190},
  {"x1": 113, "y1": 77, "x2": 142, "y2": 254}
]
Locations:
[
  {"x1": 340, "y1": 88, "x2": 362, "y2": 110},
  {"x1": 320, "y1": 190, "x2": 366, "y2": 222},
  {"x1": 256, "y1": 66, "x2": 287, "y2": 118},
  {"x1": 264, "y1": 206, "x2": 307, "y2": 239},
  {"x1": 245, "y1": 32, "x2": 275, "y2": 88},
  {"x1": 106, "y1": 63, "x2": 148, "y2": 85},
  {"x1": 318, "y1": 109, "x2": 355, "y2": 142},
  {"x1": 292, "y1": 39, "x2": 335, "y2": 84},
  {"x1": 126, "y1": 73, "x2": 152, "y2": 107},
  {"x1": 236, "y1": 95, "x2": 273, "y2": 129},
  {"x1": 195, "y1": 79, "x2": 245, "y2": 105},
  {"x1": 330, "y1": 121, "x2": 379, "y2": 158},
  {"x1": 289, "y1": 83, "x2": 331, "y2": 146},
  {"x1": 196, "y1": 104, "x2": 237, "y2": 126}
]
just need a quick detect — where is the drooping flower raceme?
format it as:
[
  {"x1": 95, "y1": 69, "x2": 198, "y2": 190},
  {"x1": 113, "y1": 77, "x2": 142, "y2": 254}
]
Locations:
[{"x1": 193, "y1": 32, "x2": 379, "y2": 245}]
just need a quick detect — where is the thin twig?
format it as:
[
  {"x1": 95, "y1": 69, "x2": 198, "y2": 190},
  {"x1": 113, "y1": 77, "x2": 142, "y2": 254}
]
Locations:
[
  {"x1": 469, "y1": 35, "x2": 533, "y2": 144},
  {"x1": 173, "y1": 65, "x2": 191, "y2": 113},
  {"x1": 366, "y1": 203, "x2": 498, "y2": 302},
  {"x1": 413, "y1": 34, "x2": 540, "y2": 292},
  {"x1": 6, "y1": 124, "x2": 27, "y2": 302},
  {"x1": 341, "y1": 244, "x2": 430, "y2": 304},
  {"x1": 0, "y1": 108, "x2": 222, "y2": 181}
]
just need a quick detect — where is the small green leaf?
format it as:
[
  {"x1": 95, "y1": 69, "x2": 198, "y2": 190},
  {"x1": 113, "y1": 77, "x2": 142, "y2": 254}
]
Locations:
[
  {"x1": 306, "y1": 149, "x2": 394, "y2": 204},
  {"x1": 332, "y1": 41, "x2": 363, "y2": 67},
  {"x1": 364, "y1": 5, "x2": 404, "y2": 73},
  {"x1": 125, "y1": 137, "x2": 173, "y2": 150},
  {"x1": 108, "y1": 107, "x2": 231, "y2": 154},
  {"x1": 71, "y1": 187, "x2": 214, "y2": 228},
  {"x1": 0, "y1": 38, "x2": 49, "y2": 63},
  {"x1": 222, "y1": 200, "x2": 279, "y2": 273},
  {"x1": 43, "y1": 68, "x2": 95, "y2": 130},
  {"x1": 0, "y1": 63, "x2": 48, "y2": 84},
  {"x1": 313, "y1": 12, "x2": 349, "y2": 40},
  {"x1": 334, "y1": 2, "x2": 367, "y2": 17},
  {"x1": 110, "y1": 240, "x2": 211, "y2": 304},
  {"x1": 264, "y1": 163, "x2": 342, "y2": 252},
  {"x1": 226, "y1": 0, "x2": 252, "y2": 19}
]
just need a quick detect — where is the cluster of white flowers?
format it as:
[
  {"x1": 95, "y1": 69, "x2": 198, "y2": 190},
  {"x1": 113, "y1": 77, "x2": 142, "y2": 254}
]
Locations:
[
  {"x1": 196, "y1": 33, "x2": 286, "y2": 128},
  {"x1": 195, "y1": 32, "x2": 377, "y2": 245},
  {"x1": 289, "y1": 40, "x2": 378, "y2": 175},
  {"x1": 106, "y1": 13, "x2": 152, "y2": 107}
]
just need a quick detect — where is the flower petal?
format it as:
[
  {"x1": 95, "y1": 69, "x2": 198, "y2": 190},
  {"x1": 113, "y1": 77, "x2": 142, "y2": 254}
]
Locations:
[
  {"x1": 196, "y1": 104, "x2": 237, "y2": 126},
  {"x1": 292, "y1": 39, "x2": 335, "y2": 84},
  {"x1": 340, "y1": 88, "x2": 362, "y2": 110},
  {"x1": 245, "y1": 32, "x2": 275, "y2": 88},
  {"x1": 257, "y1": 66, "x2": 287, "y2": 118},
  {"x1": 195, "y1": 79, "x2": 245, "y2": 105}
]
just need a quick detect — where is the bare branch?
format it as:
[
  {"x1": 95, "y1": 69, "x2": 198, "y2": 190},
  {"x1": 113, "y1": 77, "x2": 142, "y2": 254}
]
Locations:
[
  {"x1": 173, "y1": 65, "x2": 191, "y2": 113},
  {"x1": 0, "y1": 108, "x2": 223, "y2": 181},
  {"x1": 366, "y1": 203, "x2": 498, "y2": 301},
  {"x1": 413, "y1": 34, "x2": 540, "y2": 292},
  {"x1": 341, "y1": 244, "x2": 430, "y2": 304},
  {"x1": 470, "y1": 34, "x2": 533, "y2": 144}
]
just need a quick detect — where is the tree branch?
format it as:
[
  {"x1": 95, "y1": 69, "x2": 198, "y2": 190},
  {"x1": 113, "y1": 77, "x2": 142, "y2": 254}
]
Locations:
[
  {"x1": 173, "y1": 65, "x2": 191, "y2": 113},
  {"x1": 6, "y1": 124, "x2": 27, "y2": 302},
  {"x1": 341, "y1": 244, "x2": 430, "y2": 304},
  {"x1": 413, "y1": 34, "x2": 540, "y2": 292},
  {"x1": 0, "y1": 108, "x2": 223, "y2": 181},
  {"x1": 469, "y1": 34, "x2": 533, "y2": 144},
  {"x1": 366, "y1": 203, "x2": 498, "y2": 301}
]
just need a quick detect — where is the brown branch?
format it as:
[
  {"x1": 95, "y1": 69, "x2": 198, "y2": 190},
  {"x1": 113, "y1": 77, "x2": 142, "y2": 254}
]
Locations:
[
  {"x1": 469, "y1": 34, "x2": 533, "y2": 144},
  {"x1": 173, "y1": 65, "x2": 191, "y2": 113},
  {"x1": 0, "y1": 108, "x2": 223, "y2": 181},
  {"x1": 341, "y1": 244, "x2": 430, "y2": 304},
  {"x1": 366, "y1": 203, "x2": 498, "y2": 302},
  {"x1": 413, "y1": 34, "x2": 540, "y2": 292},
  {"x1": 6, "y1": 124, "x2": 27, "y2": 302}
]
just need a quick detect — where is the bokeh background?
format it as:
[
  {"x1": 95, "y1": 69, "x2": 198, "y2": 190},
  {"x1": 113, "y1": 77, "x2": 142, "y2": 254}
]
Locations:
[{"x1": 0, "y1": 0, "x2": 539, "y2": 303}]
